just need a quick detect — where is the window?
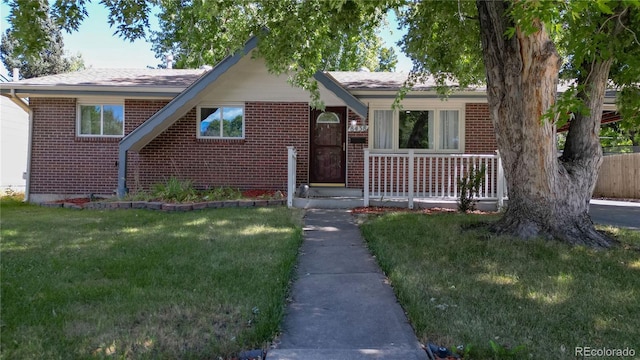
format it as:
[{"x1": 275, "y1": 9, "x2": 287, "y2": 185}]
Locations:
[
  {"x1": 317, "y1": 112, "x2": 340, "y2": 123},
  {"x1": 371, "y1": 107, "x2": 462, "y2": 152},
  {"x1": 373, "y1": 110, "x2": 393, "y2": 149},
  {"x1": 78, "y1": 104, "x2": 124, "y2": 137},
  {"x1": 399, "y1": 110, "x2": 434, "y2": 149},
  {"x1": 198, "y1": 106, "x2": 244, "y2": 139}
]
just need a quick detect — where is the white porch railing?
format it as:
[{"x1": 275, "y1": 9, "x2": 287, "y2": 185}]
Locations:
[
  {"x1": 364, "y1": 150, "x2": 506, "y2": 209},
  {"x1": 287, "y1": 146, "x2": 297, "y2": 208}
]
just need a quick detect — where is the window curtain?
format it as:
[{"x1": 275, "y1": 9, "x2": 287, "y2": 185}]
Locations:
[
  {"x1": 440, "y1": 110, "x2": 459, "y2": 150},
  {"x1": 373, "y1": 110, "x2": 393, "y2": 149}
]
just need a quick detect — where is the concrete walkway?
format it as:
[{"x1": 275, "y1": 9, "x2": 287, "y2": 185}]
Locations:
[{"x1": 266, "y1": 209, "x2": 427, "y2": 360}]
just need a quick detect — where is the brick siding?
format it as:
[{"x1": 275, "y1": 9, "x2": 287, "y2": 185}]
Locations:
[
  {"x1": 28, "y1": 98, "x2": 495, "y2": 199},
  {"x1": 347, "y1": 109, "x2": 367, "y2": 188},
  {"x1": 129, "y1": 102, "x2": 310, "y2": 193},
  {"x1": 29, "y1": 98, "x2": 120, "y2": 196},
  {"x1": 465, "y1": 103, "x2": 497, "y2": 154}
]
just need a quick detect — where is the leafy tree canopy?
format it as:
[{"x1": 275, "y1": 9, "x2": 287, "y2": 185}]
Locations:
[
  {"x1": 1, "y1": 0, "x2": 84, "y2": 79},
  {"x1": 9, "y1": 0, "x2": 633, "y2": 120},
  {"x1": 150, "y1": 0, "x2": 397, "y2": 72}
]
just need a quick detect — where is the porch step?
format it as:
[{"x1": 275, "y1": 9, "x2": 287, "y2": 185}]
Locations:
[
  {"x1": 307, "y1": 187, "x2": 363, "y2": 198},
  {"x1": 293, "y1": 196, "x2": 364, "y2": 209}
]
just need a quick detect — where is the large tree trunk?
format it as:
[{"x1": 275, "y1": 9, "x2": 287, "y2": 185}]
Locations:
[{"x1": 476, "y1": 1, "x2": 615, "y2": 248}]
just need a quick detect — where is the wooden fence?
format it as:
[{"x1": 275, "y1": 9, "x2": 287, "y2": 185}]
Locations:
[{"x1": 593, "y1": 153, "x2": 640, "y2": 199}]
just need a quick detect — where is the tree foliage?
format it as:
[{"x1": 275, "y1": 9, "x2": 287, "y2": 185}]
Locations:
[
  {"x1": 150, "y1": 0, "x2": 397, "y2": 72},
  {"x1": 1, "y1": 0, "x2": 84, "y2": 79}
]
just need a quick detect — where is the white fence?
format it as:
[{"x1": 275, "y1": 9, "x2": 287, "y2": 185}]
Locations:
[
  {"x1": 364, "y1": 150, "x2": 506, "y2": 209},
  {"x1": 286, "y1": 146, "x2": 507, "y2": 209}
]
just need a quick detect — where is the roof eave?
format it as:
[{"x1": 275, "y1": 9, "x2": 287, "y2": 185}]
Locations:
[
  {"x1": 0, "y1": 85, "x2": 187, "y2": 98},
  {"x1": 314, "y1": 72, "x2": 368, "y2": 118},
  {"x1": 120, "y1": 34, "x2": 260, "y2": 153}
]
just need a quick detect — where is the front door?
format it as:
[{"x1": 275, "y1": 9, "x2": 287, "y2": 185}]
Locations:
[{"x1": 310, "y1": 107, "x2": 346, "y2": 185}]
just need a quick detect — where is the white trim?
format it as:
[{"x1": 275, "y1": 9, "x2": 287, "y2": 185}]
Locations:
[
  {"x1": 196, "y1": 103, "x2": 246, "y2": 140},
  {"x1": 76, "y1": 96, "x2": 126, "y2": 105},
  {"x1": 367, "y1": 100, "x2": 466, "y2": 153}
]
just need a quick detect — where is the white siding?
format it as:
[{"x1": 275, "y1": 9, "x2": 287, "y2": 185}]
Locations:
[
  {"x1": 1, "y1": 96, "x2": 28, "y2": 191},
  {"x1": 200, "y1": 55, "x2": 346, "y2": 106}
]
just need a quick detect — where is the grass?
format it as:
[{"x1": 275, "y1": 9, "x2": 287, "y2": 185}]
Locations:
[
  {"x1": 360, "y1": 212, "x2": 640, "y2": 359},
  {"x1": 0, "y1": 197, "x2": 303, "y2": 359}
]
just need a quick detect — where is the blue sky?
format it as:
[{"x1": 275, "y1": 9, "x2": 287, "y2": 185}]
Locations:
[{"x1": 0, "y1": 4, "x2": 412, "y2": 76}]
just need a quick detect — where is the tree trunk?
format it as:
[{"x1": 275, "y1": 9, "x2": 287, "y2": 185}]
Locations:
[{"x1": 476, "y1": 1, "x2": 615, "y2": 248}]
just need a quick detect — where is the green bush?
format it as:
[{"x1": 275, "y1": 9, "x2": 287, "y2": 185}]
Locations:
[
  {"x1": 151, "y1": 177, "x2": 198, "y2": 203},
  {"x1": 457, "y1": 165, "x2": 486, "y2": 212},
  {"x1": 203, "y1": 186, "x2": 242, "y2": 200}
]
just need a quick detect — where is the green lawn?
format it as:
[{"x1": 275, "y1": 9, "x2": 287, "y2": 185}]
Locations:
[
  {"x1": 361, "y1": 212, "x2": 640, "y2": 359},
  {"x1": 0, "y1": 198, "x2": 303, "y2": 359}
]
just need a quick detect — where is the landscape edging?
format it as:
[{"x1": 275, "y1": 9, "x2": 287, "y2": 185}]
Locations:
[{"x1": 42, "y1": 199, "x2": 287, "y2": 211}]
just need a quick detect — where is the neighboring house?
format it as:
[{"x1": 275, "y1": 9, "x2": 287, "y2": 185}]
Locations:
[
  {"x1": 0, "y1": 73, "x2": 29, "y2": 193},
  {"x1": 0, "y1": 36, "x2": 619, "y2": 206}
]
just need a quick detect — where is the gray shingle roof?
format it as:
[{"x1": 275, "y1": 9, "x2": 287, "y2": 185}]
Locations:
[
  {"x1": 327, "y1": 71, "x2": 467, "y2": 91},
  {"x1": 12, "y1": 68, "x2": 207, "y2": 87},
  {"x1": 8, "y1": 69, "x2": 445, "y2": 91},
  {"x1": 328, "y1": 72, "x2": 412, "y2": 90}
]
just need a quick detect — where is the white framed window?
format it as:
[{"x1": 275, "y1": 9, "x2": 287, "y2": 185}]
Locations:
[
  {"x1": 197, "y1": 105, "x2": 244, "y2": 139},
  {"x1": 77, "y1": 103, "x2": 124, "y2": 137},
  {"x1": 370, "y1": 104, "x2": 464, "y2": 152}
]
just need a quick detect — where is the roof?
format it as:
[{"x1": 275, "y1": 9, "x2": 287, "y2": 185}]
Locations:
[
  {"x1": 328, "y1": 72, "x2": 412, "y2": 90},
  {"x1": 0, "y1": 68, "x2": 208, "y2": 98},
  {"x1": 1, "y1": 69, "x2": 470, "y2": 95},
  {"x1": 10, "y1": 68, "x2": 207, "y2": 87},
  {"x1": 557, "y1": 110, "x2": 622, "y2": 132},
  {"x1": 327, "y1": 71, "x2": 468, "y2": 91}
]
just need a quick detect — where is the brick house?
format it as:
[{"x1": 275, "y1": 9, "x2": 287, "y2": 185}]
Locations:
[{"x1": 1, "y1": 35, "x2": 529, "y2": 206}]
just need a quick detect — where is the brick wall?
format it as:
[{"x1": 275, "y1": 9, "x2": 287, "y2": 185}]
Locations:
[
  {"x1": 28, "y1": 98, "x2": 494, "y2": 199},
  {"x1": 130, "y1": 102, "x2": 310, "y2": 192},
  {"x1": 29, "y1": 98, "x2": 120, "y2": 197},
  {"x1": 465, "y1": 103, "x2": 497, "y2": 154},
  {"x1": 346, "y1": 109, "x2": 367, "y2": 188}
]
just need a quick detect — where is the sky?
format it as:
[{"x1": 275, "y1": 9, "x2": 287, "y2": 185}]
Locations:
[{"x1": 0, "y1": 3, "x2": 412, "y2": 77}]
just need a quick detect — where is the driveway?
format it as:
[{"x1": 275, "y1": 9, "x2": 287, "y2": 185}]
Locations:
[{"x1": 589, "y1": 199, "x2": 640, "y2": 230}]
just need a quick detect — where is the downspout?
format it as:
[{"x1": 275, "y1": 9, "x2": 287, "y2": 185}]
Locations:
[
  {"x1": 117, "y1": 145, "x2": 128, "y2": 198},
  {"x1": 5, "y1": 91, "x2": 33, "y2": 202}
]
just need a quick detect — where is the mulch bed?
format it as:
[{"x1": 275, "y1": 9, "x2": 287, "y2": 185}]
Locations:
[
  {"x1": 351, "y1": 206, "x2": 492, "y2": 215},
  {"x1": 54, "y1": 197, "x2": 91, "y2": 205}
]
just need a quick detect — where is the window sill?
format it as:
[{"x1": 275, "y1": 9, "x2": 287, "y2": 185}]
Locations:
[
  {"x1": 75, "y1": 136, "x2": 122, "y2": 143},
  {"x1": 196, "y1": 138, "x2": 246, "y2": 144}
]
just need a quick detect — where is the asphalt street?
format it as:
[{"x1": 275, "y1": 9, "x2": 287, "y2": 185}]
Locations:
[{"x1": 589, "y1": 199, "x2": 640, "y2": 230}]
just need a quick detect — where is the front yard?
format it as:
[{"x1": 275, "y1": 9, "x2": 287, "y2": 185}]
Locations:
[
  {"x1": 0, "y1": 197, "x2": 303, "y2": 359},
  {"x1": 3, "y1": 194, "x2": 638, "y2": 360},
  {"x1": 361, "y1": 212, "x2": 640, "y2": 359}
]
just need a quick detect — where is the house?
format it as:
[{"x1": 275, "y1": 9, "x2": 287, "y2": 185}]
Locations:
[
  {"x1": 0, "y1": 73, "x2": 29, "y2": 193},
  {"x1": 0, "y1": 35, "x2": 619, "y2": 208}
]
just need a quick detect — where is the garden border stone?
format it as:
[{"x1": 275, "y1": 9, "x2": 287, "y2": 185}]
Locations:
[{"x1": 40, "y1": 198, "x2": 287, "y2": 212}]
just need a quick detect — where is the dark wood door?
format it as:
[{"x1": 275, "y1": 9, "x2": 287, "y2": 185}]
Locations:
[{"x1": 310, "y1": 107, "x2": 346, "y2": 184}]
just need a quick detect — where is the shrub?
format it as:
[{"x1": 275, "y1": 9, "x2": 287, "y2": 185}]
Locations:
[
  {"x1": 151, "y1": 177, "x2": 198, "y2": 203},
  {"x1": 457, "y1": 165, "x2": 486, "y2": 212}
]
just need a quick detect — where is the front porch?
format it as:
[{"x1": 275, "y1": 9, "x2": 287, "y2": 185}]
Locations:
[{"x1": 287, "y1": 146, "x2": 507, "y2": 210}]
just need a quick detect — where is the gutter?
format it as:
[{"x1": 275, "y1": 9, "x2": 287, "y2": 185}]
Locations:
[
  {"x1": 4, "y1": 89, "x2": 30, "y2": 112},
  {"x1": 2, "y1": 91, "x2": 33, "y2": 202}
]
